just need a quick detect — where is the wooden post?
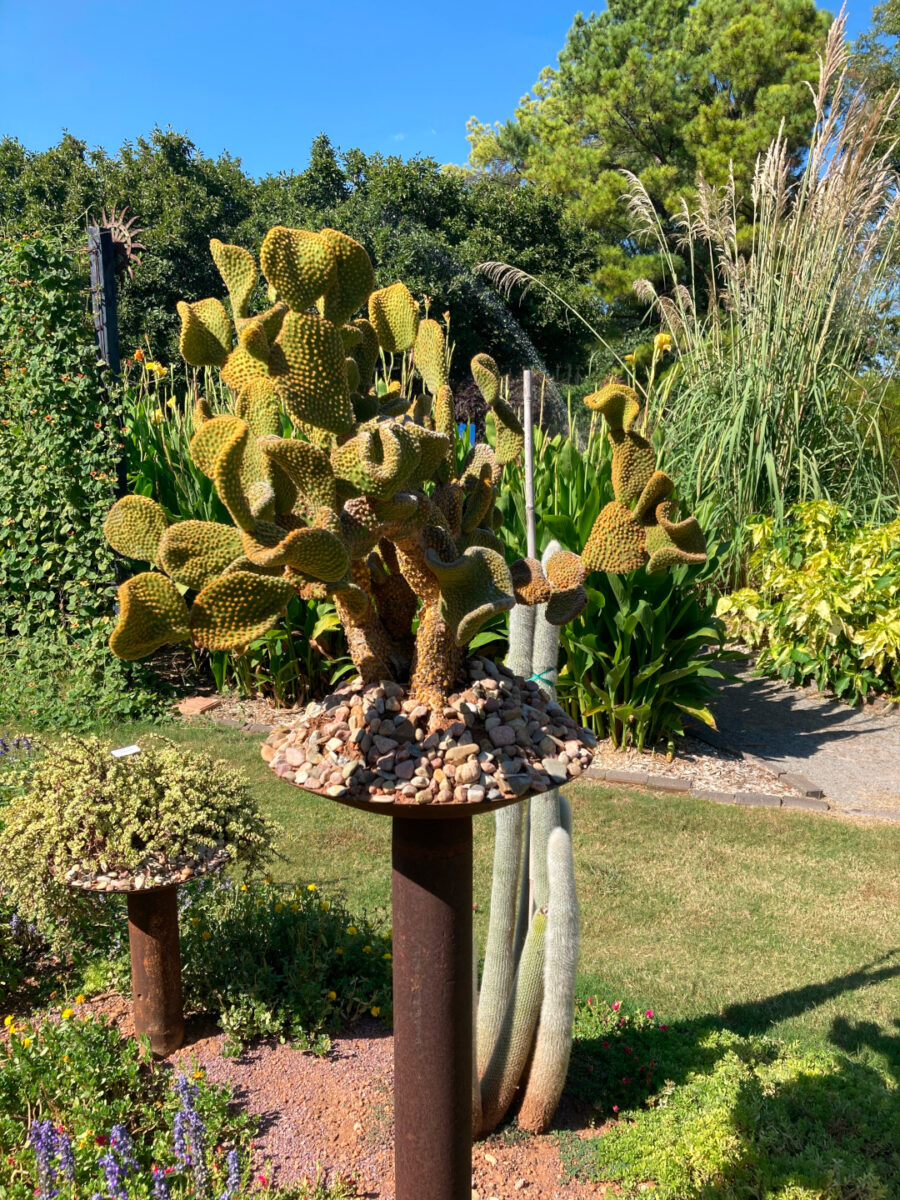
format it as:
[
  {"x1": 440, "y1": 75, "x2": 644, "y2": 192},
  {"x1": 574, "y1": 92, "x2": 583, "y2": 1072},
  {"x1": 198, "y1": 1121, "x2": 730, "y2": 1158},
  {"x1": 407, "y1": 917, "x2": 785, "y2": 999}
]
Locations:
[
  {"x1": 523, "y1": 368, "x2": 536, "y2": 560},
  {"x1": 88, "y1": 225, "x2": 126, "y2": 501}
]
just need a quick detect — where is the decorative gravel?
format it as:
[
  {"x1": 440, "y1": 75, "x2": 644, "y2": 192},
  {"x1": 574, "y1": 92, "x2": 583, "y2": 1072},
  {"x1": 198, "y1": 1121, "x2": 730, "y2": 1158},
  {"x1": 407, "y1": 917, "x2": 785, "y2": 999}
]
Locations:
[
  {"x1": 263, "y1": 657, "x2": 598, "y2": 806},
  {"x1": 63, "y1": 846, "x2": 229, "y2": 893}
]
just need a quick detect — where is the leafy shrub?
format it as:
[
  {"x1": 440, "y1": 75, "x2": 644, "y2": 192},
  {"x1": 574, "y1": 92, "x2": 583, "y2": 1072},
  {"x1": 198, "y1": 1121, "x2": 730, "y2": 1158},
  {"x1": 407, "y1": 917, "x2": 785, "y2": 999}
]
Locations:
[
  {"x1": 0, "y1": 629, "x2": 169, "y2": 732},
  {"x1": 0, "y1": 1012, "x2": 254, "y2": 1199},
  {"x1": 496, "y1": 416, "x2": 726, "y2": 746},
  {"x1": 178, "y1": 877, "x2": 392, "y2": 1054},
  {"x1": 0, "y1": 737, "x2": 279, "y2": 931},
  {"x1": 565, "y1": 1000, "x2": 900, "y2": 1199},
  {"x1": 717, "y1": 501, "x2": 900, "y2": 704},
  {"x1": 0, "y1": 232, "x2": 169, "y2": 729}
]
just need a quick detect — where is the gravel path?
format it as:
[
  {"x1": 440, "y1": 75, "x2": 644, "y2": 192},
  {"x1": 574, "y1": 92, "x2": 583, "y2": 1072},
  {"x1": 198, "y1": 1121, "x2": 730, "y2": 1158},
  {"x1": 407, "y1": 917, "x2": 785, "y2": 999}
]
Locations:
[{"x1": 698, "y1": 661, "x2": 900, "y2": 818}]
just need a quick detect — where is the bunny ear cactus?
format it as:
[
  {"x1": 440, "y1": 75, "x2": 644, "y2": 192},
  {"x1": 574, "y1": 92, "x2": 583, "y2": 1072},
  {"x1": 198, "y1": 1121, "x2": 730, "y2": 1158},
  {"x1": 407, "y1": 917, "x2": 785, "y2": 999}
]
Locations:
[{"x1": 102, "y1": 226, "x2": 603, "y2": 715}]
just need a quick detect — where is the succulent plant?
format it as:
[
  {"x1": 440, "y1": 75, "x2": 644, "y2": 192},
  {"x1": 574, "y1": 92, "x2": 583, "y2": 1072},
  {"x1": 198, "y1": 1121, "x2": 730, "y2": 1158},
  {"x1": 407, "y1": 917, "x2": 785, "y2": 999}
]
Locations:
[{"x1": 104, "y1": 228, "x2": 704, "y2": 715}]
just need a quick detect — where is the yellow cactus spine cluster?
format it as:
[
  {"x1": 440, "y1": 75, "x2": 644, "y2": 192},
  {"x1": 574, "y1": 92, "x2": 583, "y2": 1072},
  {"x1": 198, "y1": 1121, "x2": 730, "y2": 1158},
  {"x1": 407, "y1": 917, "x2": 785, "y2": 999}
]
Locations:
[{"x1": 104, "y1": 229, "x2": 705, "y2": 711}]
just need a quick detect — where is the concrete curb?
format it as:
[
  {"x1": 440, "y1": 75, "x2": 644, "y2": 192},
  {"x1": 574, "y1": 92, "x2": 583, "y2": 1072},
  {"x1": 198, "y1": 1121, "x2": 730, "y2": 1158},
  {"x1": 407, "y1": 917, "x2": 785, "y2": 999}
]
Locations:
[
  {"x1": 581, "y1": 766, "x2": 900, "y2": 821},
  {"x1": 581, "y1": 765, "x2": 834, "y2": 811}
]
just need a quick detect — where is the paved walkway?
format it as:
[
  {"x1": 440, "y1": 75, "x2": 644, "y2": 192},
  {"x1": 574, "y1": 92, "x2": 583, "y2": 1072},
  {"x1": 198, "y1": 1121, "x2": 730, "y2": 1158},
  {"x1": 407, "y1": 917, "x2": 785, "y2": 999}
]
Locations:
[{"x1": 697, "y1": 662, "x2": 900, "y2": 819}]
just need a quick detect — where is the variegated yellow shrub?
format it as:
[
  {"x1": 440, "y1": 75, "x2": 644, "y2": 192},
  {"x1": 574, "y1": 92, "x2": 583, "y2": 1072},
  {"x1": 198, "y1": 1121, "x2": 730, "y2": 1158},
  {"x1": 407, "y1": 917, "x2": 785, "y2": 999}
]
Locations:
[{"x1": 716, "y1": 501, "x2": 900, "y2": 703}]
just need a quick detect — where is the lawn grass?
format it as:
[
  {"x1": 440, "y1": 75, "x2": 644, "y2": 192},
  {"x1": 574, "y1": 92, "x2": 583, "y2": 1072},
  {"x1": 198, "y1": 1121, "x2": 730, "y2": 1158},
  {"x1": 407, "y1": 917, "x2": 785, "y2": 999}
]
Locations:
[{"x1": 115, "y1": 720, "x2": 900, "y2": 1059}]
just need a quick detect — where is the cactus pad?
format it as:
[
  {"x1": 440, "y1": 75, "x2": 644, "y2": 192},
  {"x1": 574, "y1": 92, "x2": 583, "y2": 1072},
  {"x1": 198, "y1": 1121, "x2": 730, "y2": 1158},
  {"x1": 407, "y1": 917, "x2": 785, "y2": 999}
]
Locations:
[
  {"x1": 156, "y1": 521, "x2": 243, "y2": 591},
  {"x1": 331, "y1": 422, "x2": 417, "y2": 499},
  {"x1": 582, "y1": 501, "x2": 647, "y2": 573},
  {"x1": 269, "y1": 311, "x2": 355, "y2": 434},
  {"x1": 109, "y1": 573, "x2": 191, "y2": 660},
  {"x1": 210, "y1": 238, "x2": 257, "y2": 320},
  {"x1": 177, "y1": 299, "x2": 231, "y2": 368},
  {"x1": 260, "y1": 226, "x2": 336, "y2": 313},
  {"x1": 425, "y1": 545, "x2": 515, "y2": 645},
  {"x1": 318, "y1": 228, "x2": 375, "y2": 327},
  {"x1": 189, "y1": 570, "x2": 294, "y2": 651},
  {"x1": 414, "y1": 319, "x2": 449, "y2": 393},
  {"x1": 104, "y1": 496, "x2": 168, "y2": 565},
  {"x1": 584, "y1": 382, "x2": 642, "y2": 432},
  {"x1": 368, "y1": 282, "x2": 419, "y2": 352},
  {"x1": 471, "y1": 353, "x2": 500, "y2": 405},
  {"x1": 510, "y1": 557, "x2": 552, "y2": 605}
]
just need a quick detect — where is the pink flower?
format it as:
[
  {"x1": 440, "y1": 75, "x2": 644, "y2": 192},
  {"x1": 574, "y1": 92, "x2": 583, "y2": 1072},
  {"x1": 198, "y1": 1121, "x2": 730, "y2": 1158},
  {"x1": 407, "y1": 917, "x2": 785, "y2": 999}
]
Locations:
[
  {"x1": 612, "y1": 1105, "x2": 619, "y2": 1113},
  {"x1": 587, "y1": 997, "x2": 593, "y2": 1005},
  {"x1": 611, "y1": 1001, "x2": 620, "y2": 1012},
  {"x1": 645, "y1": 1010, "x2": 653, "y2": 1018},
  {"x1": 660, "y1": 1024, "x2": 668, "y2": 1032}
]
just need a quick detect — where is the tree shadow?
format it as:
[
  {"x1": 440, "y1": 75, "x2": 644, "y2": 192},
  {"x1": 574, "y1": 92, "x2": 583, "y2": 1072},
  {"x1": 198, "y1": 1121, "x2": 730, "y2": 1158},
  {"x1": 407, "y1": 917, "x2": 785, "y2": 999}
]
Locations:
[{"x1": 564, "y1": 952, "x2": 900, "y2": 1196}]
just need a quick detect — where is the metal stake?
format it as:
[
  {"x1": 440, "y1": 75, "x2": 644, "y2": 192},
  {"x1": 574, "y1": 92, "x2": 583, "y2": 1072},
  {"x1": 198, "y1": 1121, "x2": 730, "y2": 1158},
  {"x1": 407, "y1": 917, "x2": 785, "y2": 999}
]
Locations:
[
  {"x1": 392, "y1": 815, "x2": 473, "y2": 1200},
  {"x1": 523, "y1": 368, "x2": 536, "y2": 560},
  {"x1": 127, "y1": 884, "x2": 185, "y2": 1056}
]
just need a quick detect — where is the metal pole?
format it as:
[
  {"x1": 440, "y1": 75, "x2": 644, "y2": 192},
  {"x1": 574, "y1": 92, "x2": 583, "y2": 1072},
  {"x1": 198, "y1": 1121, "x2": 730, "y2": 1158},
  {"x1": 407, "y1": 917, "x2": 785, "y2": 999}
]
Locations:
[
  {"x1": 127, "y1": 884, "x2": 185, "y2": 1056},
  {"x1": 392, "y1": 816, "x2": 473, "y2": 1200},
  {"x1": 523, "y1": 369, "x2": 536, "y2": 560},
  {"x1": 88, "y1": 224, "x2": 127, "y2": 501}
]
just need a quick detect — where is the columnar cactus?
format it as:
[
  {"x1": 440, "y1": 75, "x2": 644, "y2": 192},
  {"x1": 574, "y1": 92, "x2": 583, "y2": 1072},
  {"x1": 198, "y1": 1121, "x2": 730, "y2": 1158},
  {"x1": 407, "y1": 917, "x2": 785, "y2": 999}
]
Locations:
[
  {"x1": 476, "y1": 542, "x2": 579, "y2": 1136},
  {"x1": 103, "y1": 228, "x2": 704, "y2": 721}
]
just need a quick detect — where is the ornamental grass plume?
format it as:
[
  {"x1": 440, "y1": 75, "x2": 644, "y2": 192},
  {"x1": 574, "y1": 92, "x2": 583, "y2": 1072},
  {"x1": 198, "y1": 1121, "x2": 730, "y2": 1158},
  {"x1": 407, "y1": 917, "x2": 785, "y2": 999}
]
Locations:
[{"x1": 626, "y1": 10, "x2": 900, "y2": 577}]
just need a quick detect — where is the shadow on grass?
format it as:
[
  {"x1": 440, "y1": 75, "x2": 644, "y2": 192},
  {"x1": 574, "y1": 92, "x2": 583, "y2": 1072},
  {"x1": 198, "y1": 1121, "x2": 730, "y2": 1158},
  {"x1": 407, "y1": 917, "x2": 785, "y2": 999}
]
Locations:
[{"x1": 562, "y1": 952, "x2": 900, "y2": 1198}]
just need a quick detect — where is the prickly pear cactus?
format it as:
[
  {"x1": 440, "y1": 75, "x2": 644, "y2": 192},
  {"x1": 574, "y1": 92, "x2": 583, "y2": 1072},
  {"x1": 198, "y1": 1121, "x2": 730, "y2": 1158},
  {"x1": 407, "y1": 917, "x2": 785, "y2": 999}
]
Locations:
[{"x1": 104, "y1": 230, "x2": 704, "y2": 716}]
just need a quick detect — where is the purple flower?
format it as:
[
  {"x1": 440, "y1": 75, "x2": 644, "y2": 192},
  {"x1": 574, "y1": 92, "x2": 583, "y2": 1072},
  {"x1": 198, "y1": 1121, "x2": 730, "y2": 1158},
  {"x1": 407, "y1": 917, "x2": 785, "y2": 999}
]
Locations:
[
  {"x1": 28, "y1": 1119, "x2": 59, "y2": 1199},
  {"x1": 152, "y1": 1166, "x2": 171, "y2": 1200},
  {"x1": 172, "y1": 1073, "x2": 209, "y2": 1198},
  {"x1": 217, "y1": 1148, "x2": 240, "y2": 1200}
]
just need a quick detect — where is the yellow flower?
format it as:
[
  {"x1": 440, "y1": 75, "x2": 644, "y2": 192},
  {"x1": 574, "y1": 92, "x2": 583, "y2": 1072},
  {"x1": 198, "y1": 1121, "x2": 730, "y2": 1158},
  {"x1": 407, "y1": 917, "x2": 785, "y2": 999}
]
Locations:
[
  {"x1": 307, "y1": 883, "x2": 317, "y2": 892},
  {"x1": 61, "y1": 1008, "x2": 73, "y2": 1020},
  {"x1": 336, "y1": 947, "x2": 344, "y2": 955},
  {"x1": 347, "y1": 925, "x2": 357, "y2": 936},
  {"x1": 201, "y1": 931, "x2": 211, "y2": 940},
  {"x1": 382, "y1": 952, "x2": 392, "y2": 960},
  {"x1": 146, "y1": 360, "x2": 167, "y2": 377},
  {"x1": 653, "y1": 332, "x2": 673, "y2": 354},
  {"x1": 22, "y1": 1037, "x2": 31, "y2": 1048},
  {"x1": 370, "y1": 1006, "x2": 381, "y2": 1017},
  {"x1": 319, "y1": 901, "x2": 330, "y2": 912},
  {"x1": 3, "y1": 1016, "x2": 13, "y2": 1027},
  {"x1": 167, "y1": 397, "x2": 176, "y2": 409},
  {"x1": 241, "y1": 884, "x2": 248, "y2": 891},
  {"x1": 75, "y1": 994, "x2": 85, "y2": 1005},
  {"x1": 151, "y1": 409, "x2": 164, "y2": 425},
  {"x1": 624, "y1": 353, "x2": 635, "y2": 363},
  {"x1": 363, "y1": 945, "x2": 371, "y2": 954},
  {"x1": 290, "y1": 903, "x2": 299, "y2": 912},
  {"x1": 327, "y1": 990, "x2": 337, "y2": 1000},
  {"x1": 274, "y1": 903, "x2": 283, "y2": 913},
  {"x1": 194, "y1": 1069, "x2": 204, "y2": 1079}
]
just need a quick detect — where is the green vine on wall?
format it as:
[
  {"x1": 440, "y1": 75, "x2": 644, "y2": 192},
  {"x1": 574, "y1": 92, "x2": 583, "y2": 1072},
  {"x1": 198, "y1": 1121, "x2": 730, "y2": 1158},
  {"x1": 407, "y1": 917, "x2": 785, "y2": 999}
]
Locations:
[{"x1": 0, "y1": 233, "x2": 166, "y2": 728}]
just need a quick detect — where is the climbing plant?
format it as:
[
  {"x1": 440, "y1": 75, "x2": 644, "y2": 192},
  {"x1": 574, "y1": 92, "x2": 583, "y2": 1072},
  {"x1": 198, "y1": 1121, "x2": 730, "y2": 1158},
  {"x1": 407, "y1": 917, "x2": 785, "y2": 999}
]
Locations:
[{"x1": 0, "y1": 233, "x2": 166, "y2": 728}]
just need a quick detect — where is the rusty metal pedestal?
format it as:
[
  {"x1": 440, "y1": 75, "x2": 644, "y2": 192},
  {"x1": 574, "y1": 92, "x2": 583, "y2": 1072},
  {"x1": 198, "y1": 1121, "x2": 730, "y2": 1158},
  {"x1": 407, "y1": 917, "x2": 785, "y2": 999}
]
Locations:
[
  {"x1": 126, "y1": 883, "x2": 184, "y2": 1056},
  {"x1": 392, "y1": 815, "x2": 473, "y2": 1200}
]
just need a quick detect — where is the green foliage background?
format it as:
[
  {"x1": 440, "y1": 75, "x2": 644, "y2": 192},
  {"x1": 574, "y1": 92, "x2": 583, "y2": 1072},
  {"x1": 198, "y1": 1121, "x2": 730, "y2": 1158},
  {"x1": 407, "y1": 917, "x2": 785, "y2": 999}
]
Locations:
[
  {"x1": 0, "y1": 233, "x2": 165, "y2": 728},
  {"x1": 467, "y1": 0, "x2": 831, "y2": 302},
  {"x1": 0, "y1": 130, "x2": 603, "y2": 380}
]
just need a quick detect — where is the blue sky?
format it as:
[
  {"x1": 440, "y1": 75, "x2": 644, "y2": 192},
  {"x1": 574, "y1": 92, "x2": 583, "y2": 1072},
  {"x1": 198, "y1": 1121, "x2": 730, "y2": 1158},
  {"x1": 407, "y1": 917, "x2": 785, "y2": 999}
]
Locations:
[{"x1": 0, "y1": 0, "x2": 881, "y2": 179}]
